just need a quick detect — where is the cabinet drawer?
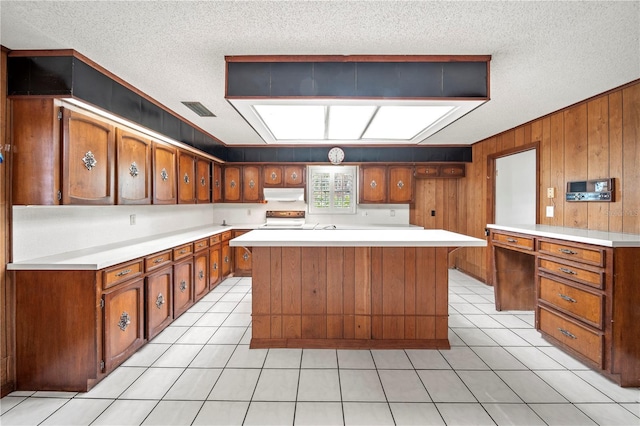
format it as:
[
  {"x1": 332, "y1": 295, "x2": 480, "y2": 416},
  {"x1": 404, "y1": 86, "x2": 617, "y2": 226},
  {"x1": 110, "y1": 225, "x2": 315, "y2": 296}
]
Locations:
[
  {"x1": 538, "y1": 306, "x2": 603, "y2": 367},
  {"x1": 538, "y1": 258, "x2": 604, "y2": 289},
  {"x1": 538, "y1": 240, "x2": 605, "y2": 267},
  {"x1": 221, "y1": 231, "x2": 232, "y2": 241},
  {"x1": 103, "y1": 259, "x2": 143, "y2": 289},
  {"x1": 539, "y1": 275, "x2": 603, "y2": 327},
  {"x1": 194, "y1": 238, "x2": 209, "y2": 252},
  {"x1": 492, "y1": 232, "x2": 535, "y2": 251},
  {"x1": 173, "y1": 243, "x2": 193, "y2": 260},
  {"x1": 145, "y1": 250, "x2": 172, "y2": 272},
  {"x1": 209, "y1": 234, "x2": 221, "y2": 244}
]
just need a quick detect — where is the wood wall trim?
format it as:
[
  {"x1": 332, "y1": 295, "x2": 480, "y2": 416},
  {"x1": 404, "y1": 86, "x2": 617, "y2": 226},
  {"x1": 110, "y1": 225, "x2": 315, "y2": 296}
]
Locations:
[{"x1": 225, "y1": 54, "x2": 492, "y2": 63}]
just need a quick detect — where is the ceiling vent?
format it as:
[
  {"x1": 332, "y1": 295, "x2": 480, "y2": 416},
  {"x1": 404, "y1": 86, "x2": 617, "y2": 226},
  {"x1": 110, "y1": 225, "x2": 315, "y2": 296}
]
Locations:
[{"x1": 181, "y1": 101, "x2": 216, "y2": 117}]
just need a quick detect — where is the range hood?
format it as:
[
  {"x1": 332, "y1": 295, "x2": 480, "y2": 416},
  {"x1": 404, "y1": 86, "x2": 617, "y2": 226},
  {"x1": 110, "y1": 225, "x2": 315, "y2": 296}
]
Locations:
[{"x1": 263, "y1": 188, "x2": 305, "y2": 202}]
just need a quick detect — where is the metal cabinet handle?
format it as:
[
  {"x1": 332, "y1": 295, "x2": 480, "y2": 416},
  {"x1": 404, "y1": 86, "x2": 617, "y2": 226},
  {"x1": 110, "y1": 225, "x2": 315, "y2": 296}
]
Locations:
[
  {"x1": 82, "y1": 151, "x2": 97, "y2": 171},
  {"x1": 200, "y1": 177, "x2": 206, "y2": 186},
  {"x1": 179, "y1": 249, "x2": 187, "y2": 254},
  {"x1": 184, "y1": 173, "x2": 190, "y2": 184},
  {"x1": 129, "y1": 162, "x2": 139, "y2": 177},
  {"x1": 230, "y1": 180, "x2": 236, "y2": 188},
  {"x1": 559, "y1": 267, "x2": 577, "y2": 275},
  {"x1": 370, "y1": 180, "x2": 377, "y2": 188},
  {"x1": 212, "y1": 262, "x2": 218, "y2": 270},
  {"x1": 559, "y1": 248, "x2": 578, "y2": 255},
  {"x1": 198, "y1": 270, "x2": 204, "y2": 280},
  {"x1": 243, "y1": 252, "x2": 249, "y2": 261},
  {"x1": 397, "y1": 180, "x2": 404, "y2": 189},
  {"x1": 224, "y1": 256, "x2": 229, "y2": 263},
  {"x1": 271, "y1": 172, "x2": 277, "y2": 180},
  {"x1": 558, "y1": 293, "x2": 577, "y2": 303},
  {"x1": 155, "y1": 293, "x2": 165, "y2": 309},
  {"x1": 249, "y1": 179, "x2": 255, "y2": 189},
  {"x1": 161, "y1": 168, "x2": 169, "y2": 181},
  {"x1": 153, "y1": 257, "x2": 164, "y2": 264},
  {"x1": 115, "y1": 269, "x2": 131, "y2": 277},
  {"x1": 215, "y1": 180, "x2": 220, "y2": 188},
  {"x1": 507, "y1": 238, "x2": 518, "y2": 243},
  {"x1": 118, "y1": 312, "x2": 131, "y2": 331},
  {"x1": 179, "y1": 280, "x2": 187, "y2": 292},
  {"x1": 558, "y1": 328, "x2": 577, "y2": 339},
  {"x1": 291, "y1": 172, "x2": 298, "y2": 181}
]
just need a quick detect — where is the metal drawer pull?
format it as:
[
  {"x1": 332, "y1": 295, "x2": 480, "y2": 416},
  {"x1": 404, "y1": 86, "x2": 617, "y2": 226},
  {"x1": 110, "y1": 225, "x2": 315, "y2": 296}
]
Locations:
[
  {"x1": 179, "y1": 249, "x2": 187, "y2": 254},
  {"x1": 559, "y1": 267, "x2": 577, "y2": 275},
  {"x1": 271, "y1": 172, "x2": 277, "y2": 180},
  {"x1": 179, "y1": 280, "x2": 187, "y2": 292},
  {"x1": 291, "y1": 172, "x2": 298, "y2": 180},
  {"x1": 115, "y1": 269, "x2": 131, "y2": 277},
  {"x1": 559, "y1": 248, "x2": 578, "y2": 255},
  {"x1": 507, "y1": 238, "x2": 518, "y2": 243},
  {"x1": 558, "y1": 328, "x2": 577, "y2": 339},
  {"x1": 155, "y1": 293, "x2": 165, "y2": 309},
  {"x1": 558, "y1": 293, "x2": 577, "y2": 303},
  {"x1": 118, "y1": 312, "x2": 131, "y2": 331},
  {"x1": 199, "y1": 270, "x2": 204, "y2": 279},
  {"x1": 153, "y1": 257, "x2": 164, "y2": 264}
]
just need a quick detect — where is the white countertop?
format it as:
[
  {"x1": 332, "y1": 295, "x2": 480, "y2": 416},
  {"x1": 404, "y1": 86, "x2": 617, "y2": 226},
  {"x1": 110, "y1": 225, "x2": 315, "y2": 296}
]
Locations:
[
  {"x1": 487, "y1": 224, "x2": 640, "y2": 247},
  {"x1": 7, "y1": 225, "x2": 236, "y2": 271},
  {"x1": 229, "y1": 229, "x2": 487, "y2": 248}
]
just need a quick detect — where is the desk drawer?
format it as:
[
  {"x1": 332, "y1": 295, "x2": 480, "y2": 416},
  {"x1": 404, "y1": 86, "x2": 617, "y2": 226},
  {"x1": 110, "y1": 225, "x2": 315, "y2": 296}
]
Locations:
[
  {"x1": 194, "y1": 238, "x2": 209, "y2": 252},
  {"x1": 492, "y1": 232, "x2": 534, "y2": 251},
  {"x1": 538, "y1": 240, "x2": 604, "y2": 267},
  {"x1": 539, "y1": 275, "x2": 603, "y2": 327},
  {"x1": 173, "y1": 243, "x2": 193, "y2": 261},
  {"x1": 104, "y1": 259, "x2": 143, "y2": 289},
  {"x1": 145, "y1": 250, "x2": 172, "y2": 272},
  {"x1": 538, "y1": 258, "x2": 604, "y2": 289},
  {"x1": 209, "y1": 234, "x2": 221, "y2": 244},
  {"x1": 538, "y1": 306, "x2": 602, "y2": 367},
  {"x1": 221, "y1": 231, "x2": 232, "y2": 241}
]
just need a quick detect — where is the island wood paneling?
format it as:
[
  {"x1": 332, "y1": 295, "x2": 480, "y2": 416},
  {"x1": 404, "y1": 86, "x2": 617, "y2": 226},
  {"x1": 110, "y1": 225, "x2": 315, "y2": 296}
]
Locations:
[
  {"x1": 250, "y1": 246, "x2": 450, "y2": 349},
  {"x1": 422, "y1": 80, "x2": 640, "y2": 284}
]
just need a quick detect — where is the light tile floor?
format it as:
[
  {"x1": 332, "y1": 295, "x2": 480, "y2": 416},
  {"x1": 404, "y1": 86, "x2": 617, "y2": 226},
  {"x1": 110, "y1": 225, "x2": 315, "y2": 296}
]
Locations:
[{"x1": 2, "y1": 271, "x2": 639, "y2": 425}]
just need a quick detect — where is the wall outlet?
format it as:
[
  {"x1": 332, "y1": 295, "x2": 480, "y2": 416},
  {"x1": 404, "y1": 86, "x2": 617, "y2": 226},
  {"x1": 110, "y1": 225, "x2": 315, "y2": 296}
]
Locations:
[
  {"x1": 546, "y1": 206, "x2": 554, "y2": 217},
  {"x1": 390, "y1": 209, "x2": 395, "y2": 217},
  {"x1": 247, "y1": 209, "x2": 251, "y2": 216},
  {"x1": 547, "y1": 187, "x2": 555, "y2": 198},
  {"x1": 129, "y1": 214, "x2": 136, "y2": 225}
]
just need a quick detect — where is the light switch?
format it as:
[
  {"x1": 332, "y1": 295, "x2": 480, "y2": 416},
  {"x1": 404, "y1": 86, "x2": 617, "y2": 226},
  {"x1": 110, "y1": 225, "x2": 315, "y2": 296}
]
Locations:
[
  {"x1": 546, "y1": 206, "x2": 554, "y2": 217},
  {"x1": 547, "y1": 187, "x2": 555, "y2": 198}
]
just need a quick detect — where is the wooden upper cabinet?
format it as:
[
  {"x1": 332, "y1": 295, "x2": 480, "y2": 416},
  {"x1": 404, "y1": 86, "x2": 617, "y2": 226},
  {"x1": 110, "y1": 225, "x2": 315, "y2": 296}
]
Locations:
[
  {"x1": 116, "y1": 129, "x2": 152, "y2": 205},
  {"x1": 388, "y1": 166, "x2": 414, "y2": 203},
  {"x1": 360, "y1": 166, "x2": 387, "y2": 203},
  {"x1": 178, "y1": 151, "x2": 196, "y2": 204},
  {"x1": 62, "y1": 108, "x2": 116, "y2": 204},
  {"x1": 212, "y1": 162, "x2": 222, "y2": 202},
  {"x1": 243, "y1": 165, "x2": 262, "y2": 202},
  {"x1": 440, "y1": 164, "x2": 465, "y2": 177},
  {"x1": 223, "y1": 165, "x2": 242, "y2": 202},
  {"x1": 263, "y1": 166, "x2": 283, "y2": 187},
  {"x1": 152, "y1": 142, "x2": 177, "y2": 204},
  {"x1": 415, "y1": 163, "x2": 466, "y2": 178},
  {"x1": 284, "y1": 165, "x2": 305, "y2": 187},
  {"x1": 196, "y1": 157, "x2": 211, "y2": 203}
]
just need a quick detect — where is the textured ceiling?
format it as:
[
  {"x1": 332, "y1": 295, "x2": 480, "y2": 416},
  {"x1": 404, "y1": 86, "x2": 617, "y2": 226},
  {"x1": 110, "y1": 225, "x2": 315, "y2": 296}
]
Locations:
[{"x1": 1, "y1": 1, "x2": 639, "y2": 146}]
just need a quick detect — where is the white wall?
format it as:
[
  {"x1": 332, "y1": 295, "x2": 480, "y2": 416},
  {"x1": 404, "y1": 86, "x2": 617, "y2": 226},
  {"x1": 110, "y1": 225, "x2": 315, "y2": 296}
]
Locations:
[{"x1": 495, "y1": 149, "x2": 537, "y2": 225}]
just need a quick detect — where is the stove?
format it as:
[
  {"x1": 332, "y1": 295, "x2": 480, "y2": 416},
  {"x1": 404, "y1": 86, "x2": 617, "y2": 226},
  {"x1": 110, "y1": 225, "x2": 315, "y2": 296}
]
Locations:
[{"x1": 259, "y1": 210, "x2": 306, "y2": 229}]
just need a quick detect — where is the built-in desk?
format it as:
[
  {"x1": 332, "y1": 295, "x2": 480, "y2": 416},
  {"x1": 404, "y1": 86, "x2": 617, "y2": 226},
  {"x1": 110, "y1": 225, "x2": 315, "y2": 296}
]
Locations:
[{"x1": 487, "y1": 224, "x2": 640, "y2": 387}]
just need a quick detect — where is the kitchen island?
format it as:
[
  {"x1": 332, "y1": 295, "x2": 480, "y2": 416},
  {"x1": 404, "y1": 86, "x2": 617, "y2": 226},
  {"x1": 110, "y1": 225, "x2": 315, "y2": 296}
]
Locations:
[{"x1": 230, "y1": 229, "x2": 486, "y2": 349}]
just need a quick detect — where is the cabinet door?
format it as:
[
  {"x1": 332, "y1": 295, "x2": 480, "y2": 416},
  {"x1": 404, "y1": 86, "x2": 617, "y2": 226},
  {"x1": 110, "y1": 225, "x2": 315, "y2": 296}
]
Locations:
[
  {"x1": 152, "y1": 142, "x2": 177, "y2": 204},
  {"x1": 388, "y1": 166, "x2": 414, "y2": 203},
  {"x1": 440, "y1": 164, "x2": 465, "y2": 177},
  {"x1": 243, "y1": 165, "x2": 262, "y2": 202},
  {"x1": 178, "y1": 151, "x2": 196, "y2": 204},
  {"x1": 196, "y1": 157, "x2": 211, "y2": 203},
  {"x1": 103, "y1": 278, "x2": 145, "y2": 372},
  {"x1": 173, "y1": 258, "x2": 194, "y2": 318},
  {"x1": 116, "y1": 129, "x2": 152, "y2": 205},
  {"x1": 62, "y1": 108, "x2": 116, "y2": 204},
  {"x1": 263, "y1": 165, "x2": 283, "y2": 187},
  {"x1": 360, "y1": 166, "x2": 387, "y2": 203},
  {"x1": 223, "y1": 166, "x2": 241, "y2": 202},
  {"x1": 233, "y1": 230, "x2": 252, "y2": 276},
  {"x1": 212, "y1": 162, "x2": 223, "y2": 202},
  {"x1": 209, "y1": 244, "x2": 221, "y2": 289},
  {"x1": 194, "y1": 251, "x2": 209, "y2": 302},
  {"x1": 146, "y1": 267, "x2": 173, "y2": 340},
  {"x1": 284, "y1": 165, "x2": 305, "y2": 187},
  {"x1": 221, "y1": 241, "x2": 232, "y2": 277}
]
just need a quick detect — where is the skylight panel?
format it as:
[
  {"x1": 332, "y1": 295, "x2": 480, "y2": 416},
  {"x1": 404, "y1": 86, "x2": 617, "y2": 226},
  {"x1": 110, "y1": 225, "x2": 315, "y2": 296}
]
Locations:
[
  {"x1": 253, "y1": 105, "x2": 325, "y2": 140},
  {"x1": 363, "y1": 105, "x2": 455, "y2": 140}
]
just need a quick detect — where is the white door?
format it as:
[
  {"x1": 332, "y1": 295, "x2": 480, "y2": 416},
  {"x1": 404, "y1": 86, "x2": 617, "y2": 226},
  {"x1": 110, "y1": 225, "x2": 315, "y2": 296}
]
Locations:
[{"x1": 495, "y1": 149, "x2": 536, "y2": 225}]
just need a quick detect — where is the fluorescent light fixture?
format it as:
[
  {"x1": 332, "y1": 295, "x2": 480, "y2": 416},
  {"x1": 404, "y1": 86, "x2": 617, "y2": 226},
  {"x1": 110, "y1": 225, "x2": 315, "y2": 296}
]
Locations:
[
  {"x1": 363, "y1": 106, "x2": 455, "y2": 140},
  {"x1": 231, "y1": 98, "x2": 486, "y2": 145}
]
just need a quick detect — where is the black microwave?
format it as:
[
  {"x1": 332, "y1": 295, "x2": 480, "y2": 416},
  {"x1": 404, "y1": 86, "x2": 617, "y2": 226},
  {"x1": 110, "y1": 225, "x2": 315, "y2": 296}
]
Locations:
[{"x1": 566, "y1": 178, "x2": 613, "y2": 201}]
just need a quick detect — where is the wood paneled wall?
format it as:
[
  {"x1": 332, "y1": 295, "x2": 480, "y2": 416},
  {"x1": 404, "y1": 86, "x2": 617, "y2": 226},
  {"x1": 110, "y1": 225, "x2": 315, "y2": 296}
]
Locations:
[{"x1": 411, "y1": 80, "x2": 640, "y2": 283}]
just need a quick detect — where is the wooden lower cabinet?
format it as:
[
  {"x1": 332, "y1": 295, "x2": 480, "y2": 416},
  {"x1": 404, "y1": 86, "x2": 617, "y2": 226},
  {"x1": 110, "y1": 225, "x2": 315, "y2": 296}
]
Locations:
[
  {"x1": 173, "y1": 257, "x2": 195, "y2": 318},
  {"x1": 194, "y1": 251, "x2": 209, "y2": 302},
  {"x1": 221, "y1": 239, "x2": 232, "y2": 278},
  {"x1": 209, "y1": 243, "x2": 222, "y2": 289},
  {"x1": 233, "y1": 230, "x2": 252, "y2": 277},
  {"x1": 102, "y1": 278, "x2": 145, "y2": 372},
  {"x1": 146, "y1": 266, "x2": 173, "y2": 340}
]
